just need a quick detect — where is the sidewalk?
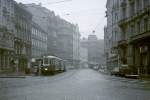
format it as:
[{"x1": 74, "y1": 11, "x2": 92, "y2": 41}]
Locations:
[
  {"x1": 0, "y1": 75, "x2": 26, "y2": 78},
  {"x1": 0, "y1": 72, "x2": 26, "y2": 78}
]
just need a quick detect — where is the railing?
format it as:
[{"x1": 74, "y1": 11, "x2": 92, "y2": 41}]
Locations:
[{"x1": 0, "y1": 38, "x2": 13, "y2": 50}]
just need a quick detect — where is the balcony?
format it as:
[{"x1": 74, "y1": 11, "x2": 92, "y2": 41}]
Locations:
[
  {"x1": 112, "y1": 41, "x2": 118, "y2": 49},
  {"x1": 118, "y1": 39, "x2": 127, "y2": 47},
  {"x1": 131, "y1": 30, "x2": 150, "y2": 42},
  {"x1": 0, "y1": 38, "x2": 14, "y2": 50},
  {"x1": 0, "y1": 30, "x2": 14, "y2": 50},
  {"x1": 119, "y1": 6, "x2": 150, "y2": 27},
  {"x1": 118, "y1": 18, "x2": 128, "y2": 27}
]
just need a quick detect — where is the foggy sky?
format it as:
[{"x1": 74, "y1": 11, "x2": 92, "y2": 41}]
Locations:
[{"x1": 15, "y1": 0, "x2": 107, "y2": 39}]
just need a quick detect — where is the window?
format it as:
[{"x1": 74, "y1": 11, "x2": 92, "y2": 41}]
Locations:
[
  {"x1": 130, "y1": 2, "x2": 135, "y2": 16},
  {"x1": 130, "y1": 24, "x2": 135, "y2": 35},
  {"x1": 137, "y1": 21, "x2": 141, "y2": 33},
  {"x1": 122, "y1": 7, "x2": 126, "y2": 19},
  {"x1": 144, "y1": 18, "x2": 148, "y2": 31},
  {"x1": 0, "y1": 0, "x2": 1, "y2": 7},
  {"x1": 143, "y1": 0, "x2": 148, "y2": 8},
  {"x1": 44, "y1": 58, "x2": 48, "y2": 64},
  {"x1": 114, "y1": 31, "x2": 117, "y2": 42},
  {"x1": 115, "y1": 13, "x2": 118, "y2": 23},
  {"x1": 136, "y1": 0, "x2": 140, "y2": 11}
]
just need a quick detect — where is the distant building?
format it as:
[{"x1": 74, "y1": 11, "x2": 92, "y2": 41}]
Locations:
[
  {"x1": 55, "y1": 18, "x2": 74, "y2": 68},
  {"x1": 87, "y1": 34, "x2": 104, "y2": 68},
  {"x1": 80, "y1": 38, "x2": 88, "y2": 68},
  {"x1": 31, "y1": 22, "x2": 47, "y2": 58}
]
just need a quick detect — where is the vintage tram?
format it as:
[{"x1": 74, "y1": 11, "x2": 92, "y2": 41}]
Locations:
[
  {"x1": 41, "y1": 56, "x2": 66, "y2": 75},
  {"x1": 32, "y1": 56, "x2": 66, "y2": 75}
]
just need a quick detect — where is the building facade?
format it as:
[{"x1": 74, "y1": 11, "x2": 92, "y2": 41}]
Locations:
[
  {"x1": 14, "y1": 3, "x2": 32, "y2": 73},
  {"x1": 73, "y1": 25, "x2": 80, "y2": 67},
  {"x1": 31, "y1": 22, "x2": 47, "y2": 58},
  {"x1": 54, "y1": 17, "x2": 80, "y2": 68},
  {"x1": 80, "y1": 38, "x2": 88, "y2": 68},
  {"x1": 118, "y1": 0, "x2": 150, "y2": 75},
  {"x1": 0, "y1": 0, "x2": 15, "y2": 73},
  {"x1": 104, "y1": 26, "x2": 109, "y2": 68},
  {"x1": 55, "y1": 18, "x2": 74, "y2": 68},
  {"x1": 25, "y1": 3, "x2": 80, "y2": 69},
  {"x1": 105, "y1": 0, "x2": 150, "y2": 75},
  {"x1": 105, "y1": 0, "x2": 120, "y2": 71},
  {"x1": 25, "y1": 4, "x2": 54, "y2": 56}
]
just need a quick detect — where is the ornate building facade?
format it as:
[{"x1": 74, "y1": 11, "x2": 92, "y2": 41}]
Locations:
[
  {"x1": 118, "y1": 0, "x2": 150, "y2": 75},
  {"x1": 88, "y1": 34, "x2": 104, "y2": 68},
  {"x1": 14, "y1": 3, "x2": 32, "y2": 73},
  {"x1": 105, "y1": 0, "x2": 150, "y2": 75},
  {"x1": 0, "y1": 0, "x2": 15, "y2": 73},
  {"x1": 105, "y1": 0, "x2": 120, "y2": 71},
  {"x1": 0, "y1": 0, "x2": 32, "y2": 74}
]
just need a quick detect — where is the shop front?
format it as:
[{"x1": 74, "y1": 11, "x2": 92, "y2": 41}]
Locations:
[{"x1": 133, "y1": 40, "x2": 150, "y2": 75}]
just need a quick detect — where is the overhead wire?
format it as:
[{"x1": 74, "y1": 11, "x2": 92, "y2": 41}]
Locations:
[{"x1": 41, "y1": 0, "x2": 72, "y2": 5}]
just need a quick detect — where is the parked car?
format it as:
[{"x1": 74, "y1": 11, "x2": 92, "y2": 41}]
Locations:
[
  {"x1": 110, "y1": 67, "x2": 121, "y2": 76},
  {"x1": 111, "y1": 65, "x2": 132, "y2": 77}
]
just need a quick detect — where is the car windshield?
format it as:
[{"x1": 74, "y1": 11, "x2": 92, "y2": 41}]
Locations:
[{"x1": 0, "y1": 0, "x2": 150, "y2": 100}]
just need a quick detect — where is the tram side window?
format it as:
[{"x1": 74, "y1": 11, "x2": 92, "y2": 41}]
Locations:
[
  {"x1": 50, "y1": 59, "x2": 51, "y2": 64},
  {"x1": 54, "y1": 60, "x2": 56, "y2": 65},
  {"x1": 50, "y1": 59, "x2": 54, "y2": 65},
  {"x1": 44, "y1": 58, "x2": 48, "y2": 64},
  {"x1": 50, "y1": 59, "x2": 53, "y2": 65}
]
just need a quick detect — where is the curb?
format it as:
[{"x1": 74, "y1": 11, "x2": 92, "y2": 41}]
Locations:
[{"x1": 0, "y1": 76, "x2": 26, "y2": 78}]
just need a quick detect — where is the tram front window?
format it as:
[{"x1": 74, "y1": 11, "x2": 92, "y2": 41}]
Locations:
[{"x1": 44, "y1": 58, "x2": 48, "y2": 64}]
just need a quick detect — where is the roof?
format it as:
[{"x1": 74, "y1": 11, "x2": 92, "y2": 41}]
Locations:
[{"x1": 44, "y1": 56, "x2": 62, "y2": 60}]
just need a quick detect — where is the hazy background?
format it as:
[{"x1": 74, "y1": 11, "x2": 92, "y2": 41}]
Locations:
[{"x1": 15, "y1": 0, "x2": 107, "y2": 39}]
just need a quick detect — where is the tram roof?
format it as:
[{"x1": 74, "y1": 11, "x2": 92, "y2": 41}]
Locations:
[{"x1": 44, "y1": 56, "x2": 62, "y2": 60}]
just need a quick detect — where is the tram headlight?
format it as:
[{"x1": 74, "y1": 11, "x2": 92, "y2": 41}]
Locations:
[{"x1": 44, "y1": 68, "x2": 48, "y2": 71}]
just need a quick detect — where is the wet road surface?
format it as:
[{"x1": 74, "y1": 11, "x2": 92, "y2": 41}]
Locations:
[{"x1": 0, "y1": 69, "x2": 150, "y2": 100}]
